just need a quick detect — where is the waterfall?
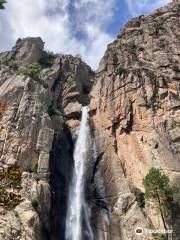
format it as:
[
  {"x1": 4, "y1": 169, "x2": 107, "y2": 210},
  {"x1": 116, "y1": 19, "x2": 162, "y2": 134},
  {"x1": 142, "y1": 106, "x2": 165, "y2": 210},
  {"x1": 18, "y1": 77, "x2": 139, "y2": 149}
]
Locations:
[{"x1": 66, "y1": 106, "x2": 92, "y2": 240}]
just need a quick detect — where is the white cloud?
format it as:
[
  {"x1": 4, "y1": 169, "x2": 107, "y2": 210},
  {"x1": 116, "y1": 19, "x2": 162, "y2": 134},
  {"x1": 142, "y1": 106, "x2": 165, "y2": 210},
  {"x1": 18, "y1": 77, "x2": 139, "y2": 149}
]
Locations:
[
  {"x1": 126, "y1": 0, "x2": 172, "y2": 16},
  {"x1": 0, "y1": 0, "x2": 115, "y2": 69},
  {"x1": 0, "y1": 0, "x2": 172, "y2": 69}
]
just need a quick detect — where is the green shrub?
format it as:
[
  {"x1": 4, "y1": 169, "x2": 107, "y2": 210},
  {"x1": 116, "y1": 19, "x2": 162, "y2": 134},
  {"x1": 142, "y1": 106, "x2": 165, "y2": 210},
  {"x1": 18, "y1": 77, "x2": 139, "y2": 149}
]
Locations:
[
  {"x1": 128, "y1": 42, "x2": 137, "y2": 54},
  {"x1": 17, "y1": 62, "x2": 48, "y2": 88},
  {"x1": 143, "y1": 168, "x2": 172, "y2": 236},
  {"x1": 75, "y1": 54, "x2": 82, "y2": 60},
  {"x1": 115, "y1": 66, "x2": 127, "y2": 75},
  {"x1": 131, "y1": 186, "x2": 145, "y2": 208},
  {"x1": 39, "y1": 51, "x2": 55, "y2": 66},
  {"x1": 171, "y1": 181, "x2": 180, "y2": 206},
  {"x1": 63, "y1": 115, "x2": 68, "y2": 122},
  {"x1": 152, "y1": 233, "x2": 166, "y2": 240},
  {"x1": 143, "y1": 169, "x2": 180, "y2": 237},
  {"x1": 48, "y1": 104, "x2": 61, "y2": 116},
  {"x1": 171, "y1": 121, "x2": 180, "y2": 129},
  {"x1": 34, "y1": 175, "x2": 41, "y2": 182},
  {"x1": 143, "y1": 168, "x2": 170, "y2": 200},
  {"x1": 128, "y1": 41, "x2": 144, "y2": 54},
  {"x1": 7, "y1": 60, "x2": 19, "y2": 70},
  {"x1": 14, "y1": 210, "x2": 19, "y2": 218},
  {"x1": 66, "y1": 77, "x2": 76, "y2": 86},
  {"x1": 17, "y1": 61, "x2": 41, "y2": 80},
  {"x1": 31, "y1": 199, "x2": 39, "y2": 210},
  {"x1": 24, "y1": 163, "x2": 38, "y2": 173},
  {"x1": 39, "y1": 80, "x2": 49, "y2": 89},
  {"x1": 33, "y1": 163, "x2": 38, "y2": 173}
]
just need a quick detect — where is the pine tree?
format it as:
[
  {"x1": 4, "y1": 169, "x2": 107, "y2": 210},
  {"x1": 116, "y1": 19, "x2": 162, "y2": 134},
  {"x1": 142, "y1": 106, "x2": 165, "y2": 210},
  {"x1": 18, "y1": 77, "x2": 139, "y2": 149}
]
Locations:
[{"x1": 143, "y1": 168, "x2": 171, "y2": 239}]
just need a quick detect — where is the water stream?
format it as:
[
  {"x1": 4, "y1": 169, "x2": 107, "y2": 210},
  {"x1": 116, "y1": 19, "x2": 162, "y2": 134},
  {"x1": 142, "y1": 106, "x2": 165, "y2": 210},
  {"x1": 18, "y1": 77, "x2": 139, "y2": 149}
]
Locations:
[{"x1": 65, "y1": 106, "x2": 93, "y2": 240}]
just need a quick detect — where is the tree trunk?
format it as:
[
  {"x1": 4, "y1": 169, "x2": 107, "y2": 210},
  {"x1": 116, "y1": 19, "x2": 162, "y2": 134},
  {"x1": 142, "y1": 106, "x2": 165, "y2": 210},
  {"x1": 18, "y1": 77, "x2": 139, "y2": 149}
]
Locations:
[{"x1": 156, "y1": 193, "x2": 168, "y2": 240}]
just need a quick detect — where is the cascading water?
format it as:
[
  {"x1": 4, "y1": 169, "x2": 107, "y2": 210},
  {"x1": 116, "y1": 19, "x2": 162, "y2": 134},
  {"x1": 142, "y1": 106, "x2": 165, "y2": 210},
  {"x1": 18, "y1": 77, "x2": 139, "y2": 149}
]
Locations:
[{"x1": 65, "y1": 106, "x2": 93, "y2": 240}]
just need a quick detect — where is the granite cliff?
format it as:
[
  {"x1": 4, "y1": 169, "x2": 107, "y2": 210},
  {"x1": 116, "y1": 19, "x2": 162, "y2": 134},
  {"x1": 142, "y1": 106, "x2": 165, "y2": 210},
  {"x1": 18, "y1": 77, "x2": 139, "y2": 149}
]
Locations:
[
  {"x1": 90, "y1": 0, "x2": 180, "y2": 238},
  {"x1": 0, "y1": 0, "x2": 179, "y2": 239}
]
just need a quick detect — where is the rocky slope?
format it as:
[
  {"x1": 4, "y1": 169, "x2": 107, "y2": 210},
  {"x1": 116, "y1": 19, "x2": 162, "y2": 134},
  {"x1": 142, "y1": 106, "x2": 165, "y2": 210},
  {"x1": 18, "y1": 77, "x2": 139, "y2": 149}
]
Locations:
[{"x1": 0, "y1": 0, "x2": 179, "y2": 239}]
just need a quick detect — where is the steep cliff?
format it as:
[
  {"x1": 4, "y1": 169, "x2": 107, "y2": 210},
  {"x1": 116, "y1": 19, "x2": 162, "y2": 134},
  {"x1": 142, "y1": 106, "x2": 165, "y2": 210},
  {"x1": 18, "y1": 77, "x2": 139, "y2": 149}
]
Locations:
[
  {"x1": 0, "y1": 37, "x2": 94, "y2": 239},
  {"x1": 0, "y1": 0, "x2": 179, "y2": 240},
  {"x1": 90, "y1": 0, "x2": 180, "y2": 238}
]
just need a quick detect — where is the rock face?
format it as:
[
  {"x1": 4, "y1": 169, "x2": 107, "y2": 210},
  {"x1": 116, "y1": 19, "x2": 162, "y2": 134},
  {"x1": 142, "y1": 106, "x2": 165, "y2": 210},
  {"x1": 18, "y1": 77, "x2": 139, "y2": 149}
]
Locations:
[
  {"x1": 0, "y1": 0, "x2": 179, "y2": 240},
  {"x1": 0, "y1": 37, "x2": 94, "y2": 239},
  {"x1": 90, "y1": 0, "x2": 180, "y2": 238}
]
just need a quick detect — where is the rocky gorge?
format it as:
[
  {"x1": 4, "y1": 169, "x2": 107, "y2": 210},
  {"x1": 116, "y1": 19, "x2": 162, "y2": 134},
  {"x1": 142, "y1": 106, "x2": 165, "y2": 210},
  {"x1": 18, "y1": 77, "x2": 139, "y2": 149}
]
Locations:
[{"x1": 0, "y1": 0, "x2": 180, "y2": 239}]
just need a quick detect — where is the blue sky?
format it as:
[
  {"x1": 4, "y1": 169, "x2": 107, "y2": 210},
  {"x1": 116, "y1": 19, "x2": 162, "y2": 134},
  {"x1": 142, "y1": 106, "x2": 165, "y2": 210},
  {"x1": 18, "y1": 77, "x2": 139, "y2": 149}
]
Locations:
[{"x1": 0, "y1": 0, "x2": 171, "y2": 69}]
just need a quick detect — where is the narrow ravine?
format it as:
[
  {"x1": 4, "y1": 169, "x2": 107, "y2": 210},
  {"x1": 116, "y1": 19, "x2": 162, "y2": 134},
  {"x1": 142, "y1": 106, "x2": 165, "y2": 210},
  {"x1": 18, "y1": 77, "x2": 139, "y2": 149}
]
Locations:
[{"x1": 65, "y1": 106, "x2": 93, "y2": 240}]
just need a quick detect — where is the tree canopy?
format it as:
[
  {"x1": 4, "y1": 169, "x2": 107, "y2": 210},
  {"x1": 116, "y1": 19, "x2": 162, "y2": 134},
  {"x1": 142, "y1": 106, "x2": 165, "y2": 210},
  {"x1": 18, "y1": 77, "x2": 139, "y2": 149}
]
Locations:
[
  {"x1": 143, "y1": 168, "x2": 180, "y2": 239},
  {"x1": 143, "y1": 168, "x2": 170, "y2": 200},
  {"x1": 0, "y1": 0, "x2": 7, "y2": 9}
]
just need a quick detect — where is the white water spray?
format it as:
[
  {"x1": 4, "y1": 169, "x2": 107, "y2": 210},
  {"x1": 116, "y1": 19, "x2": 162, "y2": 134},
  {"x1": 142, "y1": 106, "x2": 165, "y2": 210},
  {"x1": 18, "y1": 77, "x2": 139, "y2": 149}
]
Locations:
[{"x1": 66, "y1": 106, "x2": 92, "y2": 240}]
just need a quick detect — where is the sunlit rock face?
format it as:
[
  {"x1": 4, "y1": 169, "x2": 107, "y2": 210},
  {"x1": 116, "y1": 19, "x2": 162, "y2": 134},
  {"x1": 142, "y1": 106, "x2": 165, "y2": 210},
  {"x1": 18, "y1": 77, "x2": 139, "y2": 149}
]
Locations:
[
  {"x1": 0, "y1": 0, "x2": 180, "y2": 239},
  {"x1": 90, "y1": 0, "x2": 180, "y2": 238}
]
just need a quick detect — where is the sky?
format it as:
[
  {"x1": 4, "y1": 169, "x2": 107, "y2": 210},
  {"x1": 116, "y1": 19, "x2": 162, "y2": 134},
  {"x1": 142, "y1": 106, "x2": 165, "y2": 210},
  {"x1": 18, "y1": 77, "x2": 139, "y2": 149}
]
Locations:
[{"x1": 0, "y1": 0, "x2": 171, "y2": 69}]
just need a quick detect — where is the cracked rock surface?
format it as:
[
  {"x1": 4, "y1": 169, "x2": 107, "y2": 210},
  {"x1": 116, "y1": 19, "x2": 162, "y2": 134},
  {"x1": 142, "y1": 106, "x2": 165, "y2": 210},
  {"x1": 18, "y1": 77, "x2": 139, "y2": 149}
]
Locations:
[{"x1": 0, "y1": 0, "x2": 180, "y2": 239}]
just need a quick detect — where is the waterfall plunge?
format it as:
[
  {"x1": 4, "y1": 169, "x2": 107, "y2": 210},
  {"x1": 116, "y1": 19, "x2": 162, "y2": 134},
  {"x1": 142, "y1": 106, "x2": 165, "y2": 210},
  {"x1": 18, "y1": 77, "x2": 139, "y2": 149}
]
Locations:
[{"x1": 66, "y1": 106, "x2": 93, "y2": 240}]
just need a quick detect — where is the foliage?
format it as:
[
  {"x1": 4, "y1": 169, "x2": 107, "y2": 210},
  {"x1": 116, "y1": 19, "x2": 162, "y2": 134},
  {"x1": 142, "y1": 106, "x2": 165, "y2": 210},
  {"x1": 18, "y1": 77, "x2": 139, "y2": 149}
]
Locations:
[
  {"x1": 143, "y1": 168, "x2": 171, "y2": 234},
  {"x1": 115, "y1": 66, "x2": 127, "y2": 75},
  {"x1": 171, "y1": 120, "x2": 180, "y2": 129},
  {"x1": 143, "y1": 168, "x2": 170, "y2": 201},
  {"x1": 0, "y1": 165, "x2": 22, "y2": 209},
  {"x1": 128, "y1": 42, "x2": 137, "y2": 54},
  {"x1": 0, "y1": 0, "x2": 7, "y2": 9},
  {"x1": 16, "y1": 61, "x2": 48, "y2": 88},
  {"x1": 171, "y1": 181, "x2": 180, "y2": 205},
  {"x1": 48, "y1": 104, "x2": 61, "y2": 116},
  {"x1": 40, "y1": 80, "x2": 49, "y2": 89},
  {"x1": 7, "y1": 60, "x2": 19, "y2": 70},
  {"x1": 24, "y1": 163, "x2": 38, "y2": 173},
  {"x1": 66, "y1": 77, "x2": 76, "y2": 86},
  {"x1": 75, "y1": 54, "x2": 82, "y2": 60},
  {"x1": 152, "y1": 233, "x2": 167, "y2": 240},
  {"x1": 131, "y1": 186, "x2": 145, "y2": 208},
  {"x1": 63, "y1": 115, "x2": 68, "y2": 122},
  {"x1": 34, "y1": 175, "x2": 41, "y2": 182},
  {"x1": 17, "y1": 61, "x2": 41, "y2": 81},
  {"x1": 31, "y1": 199, "x2": 38, "y2": 210},
  {"x1": 39, "y1": 51, "x2": 55, "y2": 66},
  {"x1": 128, "y1": 41, "x2": 144, "y2": 54},
  {"x1": 143, "y1": 168, "x2": 180, "y2": 238}
]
